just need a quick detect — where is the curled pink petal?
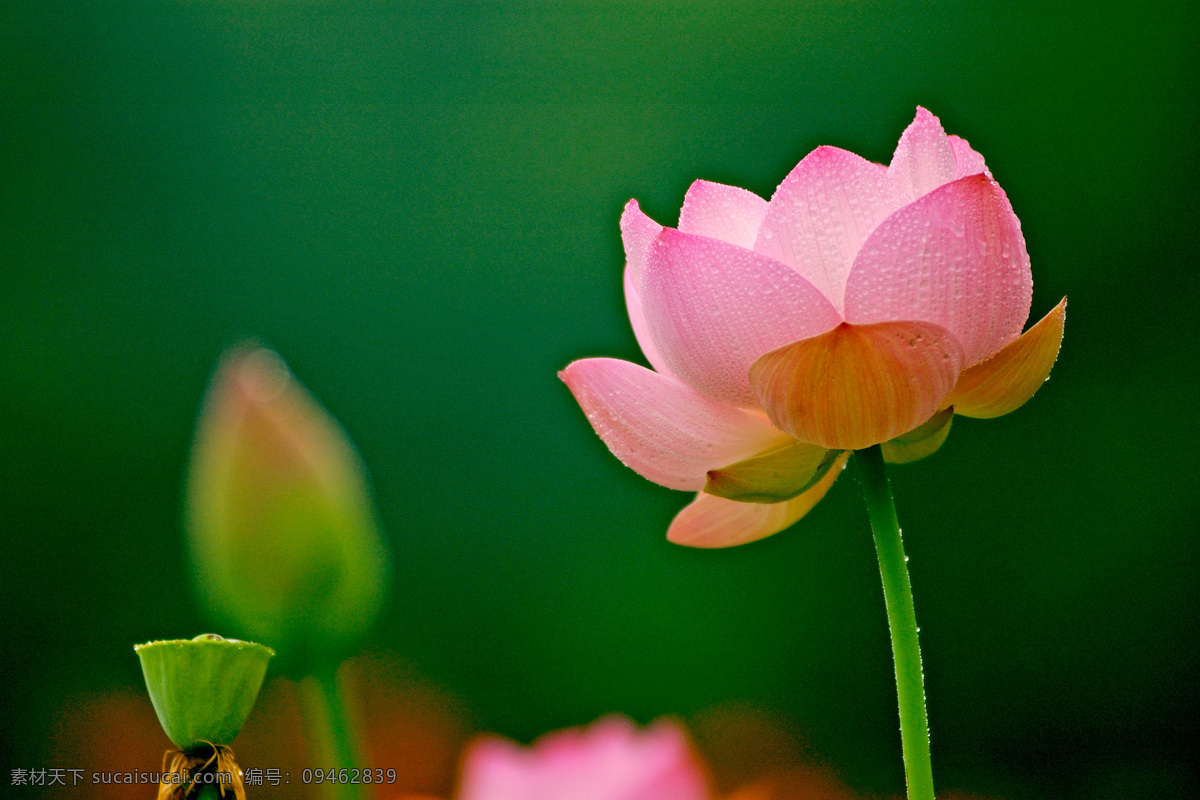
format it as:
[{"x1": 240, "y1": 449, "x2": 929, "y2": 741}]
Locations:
[
  {"x1": 949, "y1": 134, "x2": 989, "y2": 179},
  {"x1": 755, "y1": 145, "x2": 909, "y2": 311},
  {"x1": 560, "y1": 358, "x2": 791, "y2": 491},
  {"x1": 677, "y1": 179, "x2": 768, "y2": 249},
  {"x1": 642, "y1": 229, "x2": 842, "y2": 406},
  {"x1": 843, "y1": 174, "x2": 1032, "y2": 366},
  {"x1": 458, "y1": 716, "x2": 710, "y2": 800},
  {"x1": 887, "y1": 107, "x2": 957, "y2": 200},
  {"x1": 620, "y1": 199, "x2": 663, "y2": 284},
  {"x1": 624, "y1": 265, "x2": 675, "y2": 377}
]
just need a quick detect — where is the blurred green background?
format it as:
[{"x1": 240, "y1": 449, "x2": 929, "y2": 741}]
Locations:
[{"x1": 2, "y1": 1, "x2": 1197, "y2": 797}]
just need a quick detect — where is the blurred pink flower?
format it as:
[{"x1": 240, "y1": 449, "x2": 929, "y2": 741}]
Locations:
[
  {"x1": 562, "y1": 108, "x2": 1065, "y2": 548},
  {"x1": 456, "y1": 716, "x2": 711, "y2": 800}
]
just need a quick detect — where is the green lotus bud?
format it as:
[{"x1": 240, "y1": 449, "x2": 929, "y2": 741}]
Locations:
[
  {"x1": 186, "y1": 346, "x2": 388, "y2": 663},
  {"x1": 135, "y1": 634, "x2": 273, "y2": 751}
]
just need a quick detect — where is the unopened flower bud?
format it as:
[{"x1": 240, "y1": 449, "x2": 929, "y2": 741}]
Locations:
[{"x1": 186, "y1": 346, "x2": 388, "y2": 662}]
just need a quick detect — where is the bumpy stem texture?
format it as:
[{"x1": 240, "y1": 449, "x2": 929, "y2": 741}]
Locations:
[{"x1": 854, "y1": 445, "x2": 935, "y2": 800}]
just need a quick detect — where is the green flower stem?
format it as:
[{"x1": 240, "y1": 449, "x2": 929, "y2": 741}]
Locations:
[
  {"x1": 299, "y1": 666, "x2": 366, "y2": 800},
  {"x1": 853, "y1": 445, "x2": 934, "y2": 800}
]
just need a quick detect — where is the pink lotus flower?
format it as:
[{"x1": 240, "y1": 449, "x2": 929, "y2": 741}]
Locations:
[
  {"x1": 456, "y1": 716, "x2": 711, "y2": 800},
  {"x1": 562, "y1": 108, "x2": 1065, "y2": 548}
]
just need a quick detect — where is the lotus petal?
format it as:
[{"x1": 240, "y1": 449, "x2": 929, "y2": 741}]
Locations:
[
  {"x1": 458, "y1": 716, "x2": 709, "y2": 800},
  {"x1": 881, "y1": 407, "x2": 954, "y2": 464},
  {"x1": 945, "y1": 297, "x2": 1067, "y2": 418},
  {"x1": 667, "y1": 453, "x2": 849, "y2": 548},
  {"x1": 620, "y1": 199, "x2": 662, "y2": 284},
  {"x1": 624, "y1": 265, "x2": 675, "y2": 377},
  {"x1": 704, "y1": 440, "x2": 843, "y2": 504},
  {"x1": 560, "y1": 358, "x2": 791, "y2": 491},
  {"x1": 888, "y1": 107, "x2": 957, "y2": 200},
  {"x1": 755, "y1": 146, "x2": 908, "y2": 311},
  {"x1": 843, "y1": 174, "x2": 1032, "y2": 367},
  {"x1": 949, "y1": 134, "x2": 988, "y2": 179},
  {"x1": 642, "y1": 229, "x2": 841, "y2": 406},
  {"x1": 750, "y1": 321, "x2": 963, "y2": 450},
  {"x1": 677, "y1": 179, "x2": 768, "y2": 249}
]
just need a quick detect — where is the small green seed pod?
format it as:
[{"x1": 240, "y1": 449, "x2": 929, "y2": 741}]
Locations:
[{"x1": 135, "y1": 634, "x2": 273, "y2": 751}]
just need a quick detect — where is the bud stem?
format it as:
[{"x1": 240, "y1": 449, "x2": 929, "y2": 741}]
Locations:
[
  {"x1": 300, "y1": 666, "x2": 366, "y2": 800},
  {"x1": 853, "y1": 445, "x2": 935, "y2": 800}
]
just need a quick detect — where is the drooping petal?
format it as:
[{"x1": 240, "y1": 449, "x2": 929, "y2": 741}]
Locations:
[
  {"x1": 624, "y1": 265, "x2": 675, "y2": 377},
  {"x1": 881, "y1": 407, "x2": 954, "y2": 464},
  {"x1": 667, "y1": 453, "x2": 849, "y2": 548},
  {"x1": 704, "y1": 440, "x2": 843, "y2": 504},
  {"x1": 944, "y1": 297, "x2": 1067, "y2": 418},
  {"x1": 642, "y1": 229, "x2": 842, "y2": 406},
  {"x1": 843, "y1": 174, "x2": 1033, "y2": 367},
  {"x1": 755, "y1": 146, "x2": 909, "y2": 311},
  {"x1": 949, "y1": 134, "x2": 988, "y2": 179},
  {"x1": 749, "y1": 321, "x2": 963, "y2": 450},
  {"x1": 621, "y1": 199, "x2": 663, "y2": 284},
  {"x1": 560, "y1": 358, "x2": 791, "y2": 491},
  {"x1": 887, "y1": 107, "x2": 957, "y2": 200},
  {"x1": 677, "y1": 179, "x2": 768, "y2": 249}
]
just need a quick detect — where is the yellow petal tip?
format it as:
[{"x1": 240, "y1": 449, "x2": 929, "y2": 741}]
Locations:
[{"x1": 947, "y1": 297, "x2": 1066, "y2": 419}]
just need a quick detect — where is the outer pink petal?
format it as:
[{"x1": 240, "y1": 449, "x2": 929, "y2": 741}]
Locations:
[
  {"x1": 949, "y1": 134, "x2": 989, "y2": 179},
  {"x1": 560, "y1": 358, "x2": 791, "y2": 491},
  {"x1": 887, "y1": 107, "x2": 958, "y2": 200},
  {"x1": 667, "y1": 452, "x2": 849, "y2": 548},
  {"x1": 755, "y1": 146, "x2": 909, "y2": 312},
  {"x1": 621, "y1": 199, "x2": 663, "y2": 284},
  {"x1": 642, "y1": 229, "x2": 842, "y2": 407},
  {"x1": 624, "y1": 265, "x2": 675, "y2": 377},
  {"x1": 677, "y1": 179, "x2": 768, "y2": 249},
  {"x1": 843, "y1": 174, "x2": 1033, "y2": 367}
]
